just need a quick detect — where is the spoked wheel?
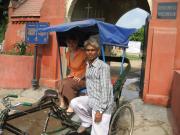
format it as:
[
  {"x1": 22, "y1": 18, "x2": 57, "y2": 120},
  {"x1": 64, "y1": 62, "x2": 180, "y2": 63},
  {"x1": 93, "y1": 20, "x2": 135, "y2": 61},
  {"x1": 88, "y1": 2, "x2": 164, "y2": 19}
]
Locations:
[{"x1": 108, "y1": 103, "x2": 134, "y2": 135}]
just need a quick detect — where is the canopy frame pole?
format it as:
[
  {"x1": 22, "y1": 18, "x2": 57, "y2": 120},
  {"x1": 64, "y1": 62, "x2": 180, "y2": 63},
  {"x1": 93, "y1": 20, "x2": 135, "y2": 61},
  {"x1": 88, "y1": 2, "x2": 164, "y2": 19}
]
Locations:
[
  {"x1": 56, "y1": 33, "x2": 64, "y2": 80},
  {"x1": 101, "y1": 44, "x2": 106, "y2": 62},
  {"x1": 58, "y1": 45, "x2": 63, "y2": 80},
  {"x1": 120, "y1": 48, "x2": 126, "y2": 75}
]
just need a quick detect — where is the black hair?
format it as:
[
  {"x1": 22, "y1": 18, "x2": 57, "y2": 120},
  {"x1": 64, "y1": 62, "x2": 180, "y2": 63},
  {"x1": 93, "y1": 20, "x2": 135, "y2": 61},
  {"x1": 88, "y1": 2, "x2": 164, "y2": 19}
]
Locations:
[{"x1": 66, "y1": 33, "x2": 79, "y2": 41}]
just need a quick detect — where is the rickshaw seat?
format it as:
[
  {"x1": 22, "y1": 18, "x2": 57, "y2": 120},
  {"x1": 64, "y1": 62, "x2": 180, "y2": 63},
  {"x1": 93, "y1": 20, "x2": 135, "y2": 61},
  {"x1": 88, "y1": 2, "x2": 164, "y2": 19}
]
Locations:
[
  {"x1": 111, "y1": 76, "x2": 119, "y2": 85},
  {"x1": 39, "y1": 89, "x2": 59, "y2": 104},
  {"x1": 79, "y1": 87, "x2": 87, "y2": 95}
]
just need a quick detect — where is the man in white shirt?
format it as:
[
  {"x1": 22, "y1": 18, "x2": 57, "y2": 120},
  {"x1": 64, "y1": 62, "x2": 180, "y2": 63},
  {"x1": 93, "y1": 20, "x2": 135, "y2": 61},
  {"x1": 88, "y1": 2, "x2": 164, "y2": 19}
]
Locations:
[{"x1": 70, "y1": 37, "x2": 114, "y2": 135}]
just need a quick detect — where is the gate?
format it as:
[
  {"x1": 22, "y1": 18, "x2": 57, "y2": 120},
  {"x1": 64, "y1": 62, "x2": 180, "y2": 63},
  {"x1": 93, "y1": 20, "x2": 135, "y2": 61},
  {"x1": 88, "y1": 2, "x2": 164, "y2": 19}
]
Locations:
[{"x1": 139, "y1": 16, "x2": 150, "y2": 97}]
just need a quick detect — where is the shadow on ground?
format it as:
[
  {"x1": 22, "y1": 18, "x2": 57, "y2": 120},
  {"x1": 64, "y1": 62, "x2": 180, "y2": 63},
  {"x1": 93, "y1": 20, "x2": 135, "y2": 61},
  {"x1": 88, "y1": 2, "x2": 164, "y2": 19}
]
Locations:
[{"x1": 0, "y1": 60, "x2": 172, "y2": 135}]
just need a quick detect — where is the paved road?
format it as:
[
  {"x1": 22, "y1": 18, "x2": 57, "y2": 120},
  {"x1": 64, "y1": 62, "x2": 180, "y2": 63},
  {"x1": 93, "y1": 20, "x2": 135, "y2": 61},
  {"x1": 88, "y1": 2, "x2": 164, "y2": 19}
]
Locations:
[
  {"x1": 0, "y1": 81, "x2": 172, "y2": 135},
  {"x1": 122, "y1": 78, "x2": 172, "y2": 135},
  {"x1": 0, "y1": 60, "x2": 172, "y2": 135}
]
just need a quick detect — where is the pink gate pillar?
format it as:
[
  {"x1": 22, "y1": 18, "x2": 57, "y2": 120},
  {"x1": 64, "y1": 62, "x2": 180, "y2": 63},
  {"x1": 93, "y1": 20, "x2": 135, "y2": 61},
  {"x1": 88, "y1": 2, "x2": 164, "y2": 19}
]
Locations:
[
  {"x1": 37, "y1": 0, "x2": 66, "y2": 88},
  {"x1": 143, "y1": 0, "x2": 179, "y2": 106}
]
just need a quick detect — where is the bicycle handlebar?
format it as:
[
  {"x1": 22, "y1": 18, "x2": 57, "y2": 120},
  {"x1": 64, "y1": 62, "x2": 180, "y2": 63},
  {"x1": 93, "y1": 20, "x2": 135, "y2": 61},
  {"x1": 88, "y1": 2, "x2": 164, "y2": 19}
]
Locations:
[
  {"x1": 1, "y1": 94, "x2": 32, "y2": 111},
  {"x1": 20, "y1": 102, "x2": 32, "y2": 107},
  {"x1": 6, "y1": 94, "x2": 18, "y2": 98}
]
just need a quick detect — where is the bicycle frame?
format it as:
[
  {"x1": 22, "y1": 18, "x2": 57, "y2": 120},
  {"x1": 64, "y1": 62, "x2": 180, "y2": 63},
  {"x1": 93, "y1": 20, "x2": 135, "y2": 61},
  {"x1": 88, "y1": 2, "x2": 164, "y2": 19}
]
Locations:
[
  {"x1": 0, "y1": 99, "x2": 53, "y2": 134},
  {"x1": 0, "y1": 94, "x2": 79, "y2": 135}
]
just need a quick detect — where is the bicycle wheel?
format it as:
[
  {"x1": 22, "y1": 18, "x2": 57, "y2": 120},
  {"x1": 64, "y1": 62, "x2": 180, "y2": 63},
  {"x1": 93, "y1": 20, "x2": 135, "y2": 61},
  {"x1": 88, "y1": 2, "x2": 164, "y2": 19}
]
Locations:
[{"x1": 108, "y1": 103, "x2": 134, "y2": 135}]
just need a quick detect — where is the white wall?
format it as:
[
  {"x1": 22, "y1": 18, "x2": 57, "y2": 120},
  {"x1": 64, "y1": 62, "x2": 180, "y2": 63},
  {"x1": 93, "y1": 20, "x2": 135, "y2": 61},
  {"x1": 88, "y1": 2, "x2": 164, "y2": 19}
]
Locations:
[{"x1": 126, "y1": 41, "x2": 141, "y2": 54}]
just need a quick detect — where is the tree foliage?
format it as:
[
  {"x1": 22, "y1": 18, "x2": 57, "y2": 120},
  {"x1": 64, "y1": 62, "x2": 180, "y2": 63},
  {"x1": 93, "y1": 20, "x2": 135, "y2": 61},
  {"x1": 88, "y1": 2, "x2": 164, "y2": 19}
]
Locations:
[
  {"x1": 0, "y1": 0, "x2": 10, "y2": 42},
  {"x1": 0, "y1": 17, "x2": 7, "y2": 42},
  {"x1": 129, "y1": 27, "x2": 144, "y2": 43},
  {"x1": 0, "y1": 0, "x2": 10, "y2": 20}
]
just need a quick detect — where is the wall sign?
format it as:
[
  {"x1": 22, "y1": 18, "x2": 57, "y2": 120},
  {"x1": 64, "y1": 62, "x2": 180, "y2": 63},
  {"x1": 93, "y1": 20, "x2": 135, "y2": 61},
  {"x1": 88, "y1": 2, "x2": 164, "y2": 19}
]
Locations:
[
  {"x1": 25, "y1": 22, "x2": 49, "y2": 44},
  {"x1": 157, "y1": 2, "x2": 177, "y2": 19}
]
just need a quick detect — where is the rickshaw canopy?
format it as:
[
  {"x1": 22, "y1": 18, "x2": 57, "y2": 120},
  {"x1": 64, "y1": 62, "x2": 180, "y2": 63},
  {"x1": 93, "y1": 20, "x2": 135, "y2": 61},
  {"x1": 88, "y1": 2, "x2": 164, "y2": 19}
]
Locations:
[{"x1": 39, "y1": 19, "x2": 136, "y2": 48}]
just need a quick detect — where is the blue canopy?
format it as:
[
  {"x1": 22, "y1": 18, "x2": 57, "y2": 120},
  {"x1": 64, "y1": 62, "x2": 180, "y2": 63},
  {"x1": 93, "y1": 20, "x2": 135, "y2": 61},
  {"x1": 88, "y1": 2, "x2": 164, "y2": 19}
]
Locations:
[{"x1": 39, "y1": 19, "x2": 136, "y2": 48}]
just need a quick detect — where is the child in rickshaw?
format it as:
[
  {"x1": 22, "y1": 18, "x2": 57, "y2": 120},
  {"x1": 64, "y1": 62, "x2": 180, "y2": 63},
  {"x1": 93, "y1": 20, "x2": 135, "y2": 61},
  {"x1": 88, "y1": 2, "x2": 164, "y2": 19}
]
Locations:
[
  {"x1": 70, "y1": 37, "x2": 114, "y2": 135},
  {"x1": 58, "y1": 34, "x2": 86, "y2": 114}
]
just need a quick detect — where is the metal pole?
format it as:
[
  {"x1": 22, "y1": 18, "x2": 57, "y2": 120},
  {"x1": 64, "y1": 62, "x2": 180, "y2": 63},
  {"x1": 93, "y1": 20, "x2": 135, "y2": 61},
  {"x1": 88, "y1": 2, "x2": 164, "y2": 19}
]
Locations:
[
  {"x1": 32, "y1": 45, "x2": 39, "y2": 89},
  {"x1": 120, "y1": 48, "x2": 126, "y2": 75},
  {"x1": 101, "y1": 44, "x2": 106, "y2": 62},
  {"x1": 57, "y1": 45, "x2": 63, "y2": 80}
]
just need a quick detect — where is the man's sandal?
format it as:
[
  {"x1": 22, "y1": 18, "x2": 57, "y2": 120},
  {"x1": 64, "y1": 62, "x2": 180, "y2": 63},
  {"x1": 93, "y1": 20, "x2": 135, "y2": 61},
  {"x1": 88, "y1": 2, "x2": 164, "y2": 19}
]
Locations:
[{"x1": 65, "y1": 111, "x2": 75, "y2": 118}]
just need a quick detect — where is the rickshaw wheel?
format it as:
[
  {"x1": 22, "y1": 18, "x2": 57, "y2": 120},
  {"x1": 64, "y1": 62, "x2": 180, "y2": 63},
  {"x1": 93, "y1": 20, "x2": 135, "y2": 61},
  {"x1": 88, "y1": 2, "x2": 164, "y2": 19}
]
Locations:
[{"x1": 108, "y1": 103, "x2": 134, "y2": 135}]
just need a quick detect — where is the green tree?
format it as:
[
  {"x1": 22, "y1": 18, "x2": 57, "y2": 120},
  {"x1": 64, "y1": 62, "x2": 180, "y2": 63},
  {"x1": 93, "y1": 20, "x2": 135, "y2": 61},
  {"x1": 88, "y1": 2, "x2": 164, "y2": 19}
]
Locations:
[
  {"x1": 0, "y1": 0, "x2": 10, "y2": 42},
  {"x1": 0, "y1": 15, "x2": 8, "y2": 42},
  {"x1": 129, "y1": 27, "x2": 144, "y2": 43}
]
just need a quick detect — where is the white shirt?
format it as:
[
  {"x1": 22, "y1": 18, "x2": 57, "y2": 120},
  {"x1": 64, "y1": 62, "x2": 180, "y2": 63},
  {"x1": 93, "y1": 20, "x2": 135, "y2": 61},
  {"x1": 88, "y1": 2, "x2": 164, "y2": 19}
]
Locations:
[{"x1": 86, "y1": 58, "x2": 114, "y2": 114}]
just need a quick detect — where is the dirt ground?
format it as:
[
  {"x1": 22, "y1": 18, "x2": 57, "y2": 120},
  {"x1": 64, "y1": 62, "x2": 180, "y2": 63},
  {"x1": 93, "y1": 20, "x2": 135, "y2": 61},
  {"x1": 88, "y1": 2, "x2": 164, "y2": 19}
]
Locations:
[
  {"x1": 110, "y1": 59, "x2": 142, "y2": 77},
  {"x1": 128, "y1": 60, "x2": 142, "y2": 78},
  {"x1": 0, "y1": 59, "x2": 142, "y2": 135},
  {"x1": 0, "y1": 59, "x2": 172, "y2": 135}
]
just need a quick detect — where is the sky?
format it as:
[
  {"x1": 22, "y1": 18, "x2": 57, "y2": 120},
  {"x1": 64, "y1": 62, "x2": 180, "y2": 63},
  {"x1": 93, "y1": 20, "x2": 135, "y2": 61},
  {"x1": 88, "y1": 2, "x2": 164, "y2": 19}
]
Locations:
[{"x1": 116, "y1": 8, "x2": 150, "y2": 29}]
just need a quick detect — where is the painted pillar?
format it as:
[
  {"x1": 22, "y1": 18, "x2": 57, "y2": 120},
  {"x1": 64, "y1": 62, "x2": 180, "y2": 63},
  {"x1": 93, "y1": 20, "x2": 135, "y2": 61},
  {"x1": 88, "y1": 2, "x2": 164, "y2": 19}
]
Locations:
[
  {"x1": 37, "y1": 0, "x2": 66, "y2": 88},
  {"x1": 143, "y1": 0, "x2": 179, "y2": 106},
  {"x1": 171, "y1": 71, "x2": 180, "y2": 135}
]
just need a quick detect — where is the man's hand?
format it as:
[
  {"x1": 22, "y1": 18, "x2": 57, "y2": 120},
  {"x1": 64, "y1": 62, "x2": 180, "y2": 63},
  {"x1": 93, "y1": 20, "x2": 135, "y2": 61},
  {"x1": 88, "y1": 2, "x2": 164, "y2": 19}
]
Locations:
[
  {"x1": 73, "y1": 76, "x2": 81, "y2": 82},
  {"x1": 94, "y1": 111, "x2": 103, "y2": 123},
  {"x1": 67, "y1": 75, "x2": 73, "y2": 78}
]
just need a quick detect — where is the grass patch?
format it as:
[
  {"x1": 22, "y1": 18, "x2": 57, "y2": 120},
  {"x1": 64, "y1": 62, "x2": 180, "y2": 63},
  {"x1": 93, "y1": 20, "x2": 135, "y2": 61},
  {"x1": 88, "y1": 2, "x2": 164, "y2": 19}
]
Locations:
[
  {"x1": 126, "y1": 53, "x2": 141, "y2": 60},
  {"x1": 0, "y1": 50, "x2": 33, "y2": 56}
]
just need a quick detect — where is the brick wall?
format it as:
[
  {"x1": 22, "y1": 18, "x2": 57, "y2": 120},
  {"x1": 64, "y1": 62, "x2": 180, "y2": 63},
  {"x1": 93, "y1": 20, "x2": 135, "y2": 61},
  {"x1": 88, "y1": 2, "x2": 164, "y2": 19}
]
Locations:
[{"x1": 0, "y1": 55, "x2": 33, "y2": 88}]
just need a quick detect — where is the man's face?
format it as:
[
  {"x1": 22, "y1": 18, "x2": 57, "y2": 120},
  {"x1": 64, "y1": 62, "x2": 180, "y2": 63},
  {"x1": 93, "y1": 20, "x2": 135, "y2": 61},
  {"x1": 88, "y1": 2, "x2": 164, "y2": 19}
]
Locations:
[{"x1": 85, "y1": 45, "x2": 99, "y2": 62}]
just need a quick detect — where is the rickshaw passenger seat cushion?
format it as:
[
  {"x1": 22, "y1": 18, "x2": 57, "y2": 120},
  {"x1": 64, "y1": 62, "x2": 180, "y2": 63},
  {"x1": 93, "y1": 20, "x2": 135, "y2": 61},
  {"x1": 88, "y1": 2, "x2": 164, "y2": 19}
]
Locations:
[
  {"x1": 79, "y1": 88, "x2": 87, "y2": 95},
  {"x1": 111, "y1": 76, "x2": 119, "y2": 85},
  {"x1": 39, "y1": 89, "x2": 59, "y2": 104},
  {"x1": 44, "y1": 89, "x2": 59, "y2": 99}
]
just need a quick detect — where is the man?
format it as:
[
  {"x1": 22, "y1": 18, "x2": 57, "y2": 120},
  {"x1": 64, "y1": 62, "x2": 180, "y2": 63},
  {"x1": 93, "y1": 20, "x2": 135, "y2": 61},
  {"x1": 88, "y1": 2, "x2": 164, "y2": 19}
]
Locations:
[{"x1": 70, "y1": 37, "x2": 114, "y2": 135}]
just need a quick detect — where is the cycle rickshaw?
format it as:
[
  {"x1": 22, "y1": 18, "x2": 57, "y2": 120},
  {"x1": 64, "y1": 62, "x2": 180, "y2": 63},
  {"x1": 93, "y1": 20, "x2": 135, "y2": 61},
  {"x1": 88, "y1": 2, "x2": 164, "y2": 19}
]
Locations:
[{"x1": 0, "y1": 19, "x2": 136, "y2": 135}]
